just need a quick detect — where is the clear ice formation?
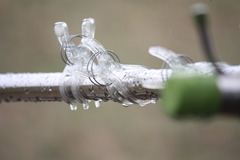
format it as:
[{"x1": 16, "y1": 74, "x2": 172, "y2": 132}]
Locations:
[
  {"x1": 54, "y1": 18, "x2": 220, "y2": 110},
  {"x1": 54, "y1": 18, "x2": 156, "y2": 110},
  {"x1": 55, "y1": 19, "x2": 93, "y2": 110},
  {"x1": 148, "y1": 46, "x2": 222, "y2": 78}
]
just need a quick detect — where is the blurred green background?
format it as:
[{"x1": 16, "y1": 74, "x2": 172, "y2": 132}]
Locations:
[{"x1": 0, "y1": 0, "x2": 240, "y2": 160}]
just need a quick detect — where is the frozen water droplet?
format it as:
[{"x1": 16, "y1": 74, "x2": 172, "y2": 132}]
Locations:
[
  {"x1": 148, "y1": 46, "x2": 182, "y2": 68},
  {"x1": 82, "y1": 18, "x2": 95, "y2": 38},
  {"x1": 118, "y1": 96, "x2": 123, "y2": 102},
  {"x1": 24, "y1": 88, "x2": 31, "y2": 95},
  {"x1": 70, "y1": 103, "x2": 78, "y2": 110},
  {"x1": 139, "y1": 103, "x2": 145, "y2": 107},
  {"x1": 150, "y1": 99, "x2": 157, "y2": 104},
  {"x1": 113, "y1": 91, "x2": 118, "y2": 96},
  {"x1": 95, "y1": 101, "x2": 101, "y2": 108},
  {"x1": 82, "y1": 103, "x2": 89, "y2": 110},
  {"x1": 142, "y1": 80, "x2": 163, "y2": 89},
  {"x1": 41, "y1": 87, "x2": 46, "y2": 93},
  {"x1": 122, "y1": 103, "x2": 129, "y2": 107}
]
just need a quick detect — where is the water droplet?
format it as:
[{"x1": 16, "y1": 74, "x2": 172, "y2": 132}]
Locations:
[
  {"x1": 48, "y1": 87, "x2": 52, "y2": 92},
  {"x1": 118, "y1": 96, "x2": 123, "y2": 102},
  {"x1": 113, "y1": 91, "x2": 118, "y2": 96},
  {"x1": 139, "y1": 103, "x2": 145, "y2": 107},
  {"x1": 150, "y1": 99, "x2": 157, "y2": 104},
  {"x1": 95, "y1": 101, "x2": 101, "y2": 108},
  {"x1": 82, "y1": 103, "x2": 89, "y2": 110},
  {"x1": 70, "y1": 103, "x2": 78, "y2": 110},
  {"x1": 122, "y1": 103, "x2": 129, "y2": 107},
  {"x1": 24, "y1": 88, "x2": 31, "y2": 95},
  {"x1": 41, "y1": 87, "x2": 46, "y2": 93}
]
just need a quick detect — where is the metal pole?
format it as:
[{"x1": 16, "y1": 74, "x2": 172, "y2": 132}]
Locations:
[
  {"x1": 0, "y1": 65, "x2": 239, "y2": 104},
  {"x1": 0, "y1": 71, "x2": 162, "y2": 103},
  {"x1": 0, "y1": 73, "x2": 62, "y2": 102}
]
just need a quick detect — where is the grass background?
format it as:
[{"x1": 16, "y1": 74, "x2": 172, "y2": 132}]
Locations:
[{"x1": 0, "y1": 0, "x2": 240, "y2": 159}]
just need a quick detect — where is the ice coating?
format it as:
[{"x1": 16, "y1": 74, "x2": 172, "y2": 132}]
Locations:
[
  {"x1": 79, "y1": 18, "x2": 149, "y2": 106},
  {"x1": 54, "y1": 18, "x2": 161, "y2": 109},
  {"x1": 54, "y1": 22, "x2": 70, "y2": 45},
  {"x1": 148, "y1": 46, "x2": 228, "y2": 78},
  {"x1": 80, "y1": 20, "x2": 163, "y2": 106},
  {"x1": 55, "y1": 18, "x2": 229, "y2": 110},
  {"x1": 54, "y1": 21, "x2": 93, "y2": 110},
  {"x1": 144, "y1": 46, "x2": 227, "y2": 89},
  {"x1": 82, "y1": 18, "x2": 95, "y2": 38},
  {"x1": 55, "y1": 18, "x2": 231, "y2": 110},
  {"x1": 3, "y1": 18, "x2": 236, "y2": 106},
  {"x1": 148, "y1": 46, "x2": 183, "y2": 68},
  {"x1": 0, "y1": 73, "x2": 62, "y2": 102},
  {"x1": 55, "y1": 22, "x2": 76, "y2": 109}
]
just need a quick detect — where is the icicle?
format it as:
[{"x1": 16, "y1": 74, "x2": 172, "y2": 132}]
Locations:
[
  {"x1": 95, "y1": 100, "x2": 101, "y2": 108},
  {"x1": 70, "y1": 103, "x2": 78, "y2": 111}
]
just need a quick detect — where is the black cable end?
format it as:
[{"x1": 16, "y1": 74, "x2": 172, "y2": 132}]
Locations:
[{"x1": 191, "y1": 3, "x2": 208, "y2": 29}]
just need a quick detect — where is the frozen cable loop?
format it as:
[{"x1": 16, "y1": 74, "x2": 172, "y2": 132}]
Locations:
[
  {"x1": 1, "y1": 18, "x2": 240, "y2": 110},
  {"x1": 54, "y1": 18, "x2": 165, "y2": 110}
]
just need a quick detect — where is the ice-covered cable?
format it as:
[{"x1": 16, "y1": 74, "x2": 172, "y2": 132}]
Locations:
[
  {"x1": 0, "y1": 65, "x2": 239, "y2": 104},
  {"x1": 1, "y1": 18, "x2": 240, "y2": 110},
  {"x1": 54, "y1": 18, "x2": 168, "y2": 110}
]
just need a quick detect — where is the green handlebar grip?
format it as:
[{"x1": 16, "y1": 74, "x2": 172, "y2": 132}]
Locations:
[{"x1": 162, "y1": 76, "x2": 221, "y2": 118}]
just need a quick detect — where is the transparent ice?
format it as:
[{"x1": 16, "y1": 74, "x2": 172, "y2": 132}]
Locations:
[
  {"x1": 54, "y1": 18, "x2": 230, "y2": 110},
  {"x1": 54, "y1": 18, "x2": 160, "y2": 109},
  {"x1": 70, "y1": 103, "x2": 78, "y2": 111},
  {"x1": 149, "y1": 46, "x2": 184, "y2": 68},
  {"x1": 95, "y1": 100, "x2": 101, "y2": 108},
  {"x1": 144, "y1": 46, "x2": 230, "y2": 89},
  {"x1": 54, "y1": 20, "x2": 93, "y2": 110}
]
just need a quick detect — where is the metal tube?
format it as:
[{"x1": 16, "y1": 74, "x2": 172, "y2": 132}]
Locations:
[
  {"x1": 0, "y1": 65, "x2": 239, "y2": 104},
  {"x1": 0, "y1": 72, "x2": 160, "y2": 103},
  {"x1": 0, "y1": 73, "x2": 62, "y2": 102}
]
